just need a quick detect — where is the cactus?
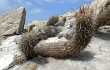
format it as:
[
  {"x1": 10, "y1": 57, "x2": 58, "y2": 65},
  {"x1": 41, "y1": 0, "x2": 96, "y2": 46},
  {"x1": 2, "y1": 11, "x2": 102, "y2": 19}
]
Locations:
[
  {"x1": 95, "y1": 2, "x2": 110, "y2": 31},
  {"x1": 19, "y1": 31, "x2": 39, "y2": 59},
  {"x1": 27, "y1": 24, "x2": 35, "y2": 32},
  {"x1": 14, "y1": 54, "x2": 26, "y2": 65},
  {"x1": 34, "y1": 7, "x2": 94, "y2": 58},
  {"x1": 19, "y1": 26, "x2": 59, "y2": 59},
  {"x1": 62, "y1": 17, "x2": 66, "y2": 22},
  {"x1": 46, "y1": 16, "x2": 59, "y2": 26},
  {"x1": 54, "y1": 17, "x2": 66, "y2": 26}
]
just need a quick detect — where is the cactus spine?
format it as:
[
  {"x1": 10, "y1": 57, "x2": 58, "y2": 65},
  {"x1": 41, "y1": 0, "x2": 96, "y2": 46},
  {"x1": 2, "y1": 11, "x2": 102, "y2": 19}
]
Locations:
[{"x1": 34, "y1": 7, "x2": 94, "y2": 58}]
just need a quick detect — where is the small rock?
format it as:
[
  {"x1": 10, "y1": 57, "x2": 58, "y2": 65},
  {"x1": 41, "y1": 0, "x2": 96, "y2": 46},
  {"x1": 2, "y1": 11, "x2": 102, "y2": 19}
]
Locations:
[
  {"x1": 15, "y1": 61, "x2": 37, "y2": 70},
  {"x1": 0, "y1": 55, "x2": 14, "y2": 70},
  {"x1": 2, "y1": 27, "x2": 17, "y2": 36},
  {"x1": 31, "y1": 21, "x2": 46, "y2": 32},
  {"x1": 0, "y1": 7, "x2": 26, "y2": 43}
]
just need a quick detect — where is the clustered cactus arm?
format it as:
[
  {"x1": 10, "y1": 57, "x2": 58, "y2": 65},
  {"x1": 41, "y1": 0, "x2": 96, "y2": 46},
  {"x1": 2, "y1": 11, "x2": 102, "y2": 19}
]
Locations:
[
  {"x1": 18, "y1": 26, "x2": 59, "y2": 60},
  {"x1": 34, "y1": 7, "x2": 94, "y2": 58},
  {"x1": 46, "y1": 16, "x2": 59, "y2": 26},
  {"x1": 15, "y1": 5, "x2": 97, "y2": 64},
  {"x1": 95, "y1": 1, "x2": 110, "y2": 31}
]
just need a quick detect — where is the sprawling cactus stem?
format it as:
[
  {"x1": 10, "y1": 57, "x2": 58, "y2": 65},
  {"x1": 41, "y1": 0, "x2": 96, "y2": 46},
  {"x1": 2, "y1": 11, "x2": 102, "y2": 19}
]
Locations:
[
  {"x1": 70, "y1": 7, "x2": 94, "y2": 55},
  {"x1": 34, "y1": 6, "x2": 94, "y2": 58},
  {"x1": 19, "y1": 31, "x2": 43, "y2": 59},
  {"x1": 19, "y1": 26, "x2": 59, "y2": 59},
  {"x1": 46, "y1": 16, "x2": 59, "y2": 26},
  {"x1": 95, "y1": 1, "x2": 110, "y2": 31}
]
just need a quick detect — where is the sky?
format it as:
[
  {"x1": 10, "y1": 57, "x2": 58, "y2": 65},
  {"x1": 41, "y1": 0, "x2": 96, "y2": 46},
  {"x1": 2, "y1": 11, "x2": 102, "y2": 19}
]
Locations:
[{"x1": 0, "y1": 0, "x2": 93, "y2": 23}]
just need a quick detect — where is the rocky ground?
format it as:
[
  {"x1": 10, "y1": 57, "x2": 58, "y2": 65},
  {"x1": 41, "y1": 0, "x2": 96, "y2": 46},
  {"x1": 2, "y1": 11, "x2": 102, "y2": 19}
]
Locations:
[
  {"x1": 0, "y1": 31, "x2": 110, "y2": 70},
  {"x1": 0, "y1": 0, "x2": 110, "y2": 70}
]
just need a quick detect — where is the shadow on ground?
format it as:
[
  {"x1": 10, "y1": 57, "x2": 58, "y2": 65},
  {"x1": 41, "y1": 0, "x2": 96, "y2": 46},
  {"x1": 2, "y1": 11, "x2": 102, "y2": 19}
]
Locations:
[
  {"x1": 30, "y1": 51, "x2": 94, "y2": 66},
  {"x1": 31, "y1": 56, "x2": 49, "y2": 65},
  {"x1": 60, "y1": 51, "x2": 94, "y2": 61},
  {"x1": 95, "y1": 32, "x2": 110, "y2": 40}
]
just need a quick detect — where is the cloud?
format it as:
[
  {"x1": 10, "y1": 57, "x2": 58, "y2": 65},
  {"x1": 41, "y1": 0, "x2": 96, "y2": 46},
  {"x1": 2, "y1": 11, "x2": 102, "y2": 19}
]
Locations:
[
  {"x1": 0, "y1": 0, "x2": 13, "y2": 11},
  {"x1": 59, "y1": 1, "x2": 66, "y2": 4},
  {"x1": 42, "y1": 0, "x2": 55, "y2": 2},
  {"x1": 36, "y1": 0, "x2": 68, "y2": 4},
  {"x1": 16, "y1": 0, "x2": 22, "y2": 3},
  {"x1": 0, "y1": 0, "x2": 35, "y2": 12},
  {"x1": 25, "y1": 1, "x2": 33, "y2": 6},
  {"x1": 37, "y1": 0, "x2": 55, "y2": 3},
  {"x1": 0, "y1": 0, "x2": 68, "y2": 12},
  {"x1": 29, "y1": 8, "x2": 43, "y2": 14},
  {"x1": 0, "y1": 0, "x2": 93, "y2": 23}
]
